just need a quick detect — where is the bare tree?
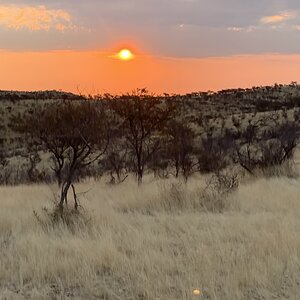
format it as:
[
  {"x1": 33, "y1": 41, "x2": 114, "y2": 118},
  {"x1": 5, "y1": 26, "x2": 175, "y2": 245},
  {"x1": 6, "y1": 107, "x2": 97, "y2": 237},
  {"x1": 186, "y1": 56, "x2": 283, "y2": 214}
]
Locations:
[
  {"x1": 260, "y1": 122, "x2": 300, "y2": 167},
  {"x1": 234, "y1": 121, "x2": 260, "y2": 174},
  {"x1": 234, "y1": 117, "x2": 300, "y2": 173},
  {"x1": 198, "y1": 127, "x2": 234, "y2": 174},
  {"x1": 13, "y1": 104, "x2": 69, "y2": 186},
  {"x1": 105, "y1": 137, "x2": 129, "y2": 184},
  {"x1": 13, "y1": 101, "x2": 109, "y2": 212},
  {"x1": 108, "y1": 89, "x2": 176, "y2": 184},
  {"x1": 165, "y1": 120, "x2": 196, "y2": 181}
]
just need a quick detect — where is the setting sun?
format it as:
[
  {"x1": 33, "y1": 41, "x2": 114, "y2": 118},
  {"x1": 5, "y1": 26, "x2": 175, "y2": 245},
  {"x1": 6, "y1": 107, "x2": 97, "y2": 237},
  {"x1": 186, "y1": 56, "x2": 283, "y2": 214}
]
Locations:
[{"x1": 117, "y1": 49, "x2": 134, "y2": 61}]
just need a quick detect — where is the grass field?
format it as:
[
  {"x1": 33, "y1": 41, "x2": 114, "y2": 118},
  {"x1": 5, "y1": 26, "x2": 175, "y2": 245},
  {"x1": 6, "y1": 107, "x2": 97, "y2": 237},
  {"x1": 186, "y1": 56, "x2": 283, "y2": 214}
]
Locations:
[{"x1": 1, "y1": 172, "x2": 300, "y2": 300}]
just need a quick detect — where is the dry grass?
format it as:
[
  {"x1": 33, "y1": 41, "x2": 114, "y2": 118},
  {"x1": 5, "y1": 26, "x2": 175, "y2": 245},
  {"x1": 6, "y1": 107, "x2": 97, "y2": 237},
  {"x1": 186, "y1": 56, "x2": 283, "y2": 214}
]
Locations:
[{"x1": 1, "y1": 174, "x2": 300, "y2": 300}]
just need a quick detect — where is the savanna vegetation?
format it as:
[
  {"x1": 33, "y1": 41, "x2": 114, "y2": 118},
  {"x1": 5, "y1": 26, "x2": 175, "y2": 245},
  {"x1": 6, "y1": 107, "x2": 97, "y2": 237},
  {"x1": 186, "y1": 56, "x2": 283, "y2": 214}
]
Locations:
[{"x1": 1, "y1": 83, "x2": 300, "y2": 299}]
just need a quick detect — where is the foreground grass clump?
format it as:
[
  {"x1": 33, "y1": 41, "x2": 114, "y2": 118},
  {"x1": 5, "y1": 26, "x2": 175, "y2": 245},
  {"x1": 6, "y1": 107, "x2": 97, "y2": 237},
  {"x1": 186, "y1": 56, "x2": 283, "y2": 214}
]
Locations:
[{"x1": 1, "y1": 175, "x2": 300, "y2": 299}]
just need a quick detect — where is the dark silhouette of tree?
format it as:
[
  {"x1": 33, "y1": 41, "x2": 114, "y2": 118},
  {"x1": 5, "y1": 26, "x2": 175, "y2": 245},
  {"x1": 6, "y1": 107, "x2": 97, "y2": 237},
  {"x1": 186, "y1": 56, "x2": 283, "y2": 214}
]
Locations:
[
  {"x1": 260, "y1": 122, "x2": 300, "y2": 168},
  {"x1": 104, "y1": 125, "x2": 129, "y2": 184},
  {"x1": 108, "y1": 89, "x2": 176, "y2": 184},
  {"x1": 234, "y1": 117, "x2": 300, "y2": 173},
  {"x1": 165, "y1": 120, "x2": 196, "y2": 181},
  {"x1": 198, "y1": 128, "x2": 235, "y2": 174},
  {"x1": 13, "y1": 101, "x2": 109, "y2": 212},
  {"x1": 233, "y1": 121, "x2": 260, "y2": 174}
]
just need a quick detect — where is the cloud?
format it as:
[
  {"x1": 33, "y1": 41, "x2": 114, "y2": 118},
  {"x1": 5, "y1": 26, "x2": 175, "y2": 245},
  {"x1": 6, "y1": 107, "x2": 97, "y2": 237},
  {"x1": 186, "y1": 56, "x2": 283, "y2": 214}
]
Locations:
[
  {"x1": 227, "y1": 27, "x2": 243, "y2": 32},
  {"x1": 2, "y1": 0, "x2": 300, "y2": 57},
  {"x1": 293, "y1": 25, "x2": 300, "y2": 30},
  {"x1": 260, "y1": 11, "x2": 296, "y2": 24},
  {"x1": 227, "y1": 26, "x2": 257, "y2": 33},
  {"x1": 0, "y1": 5, "x2": 74, "y2": 31}
]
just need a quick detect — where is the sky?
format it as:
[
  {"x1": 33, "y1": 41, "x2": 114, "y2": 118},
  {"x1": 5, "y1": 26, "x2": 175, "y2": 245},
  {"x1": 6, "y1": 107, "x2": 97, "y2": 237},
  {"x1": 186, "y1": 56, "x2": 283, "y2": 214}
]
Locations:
[{"x1": 1, "y1": 0, "x2": 300, "y2": 94}]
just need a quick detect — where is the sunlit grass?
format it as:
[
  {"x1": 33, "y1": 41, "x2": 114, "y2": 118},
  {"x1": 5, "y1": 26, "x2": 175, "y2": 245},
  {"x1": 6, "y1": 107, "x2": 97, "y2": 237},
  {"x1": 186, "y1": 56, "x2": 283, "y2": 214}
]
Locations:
[{"x1": 0, "y1": 175, "x2": 300, "y2": 299}]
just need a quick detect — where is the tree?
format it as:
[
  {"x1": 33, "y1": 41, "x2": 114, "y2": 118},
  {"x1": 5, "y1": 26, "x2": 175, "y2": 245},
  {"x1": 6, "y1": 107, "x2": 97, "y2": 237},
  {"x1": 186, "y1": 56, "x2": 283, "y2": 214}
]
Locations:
[
  {"x1": 13, "y1": 101, "x2": 109, "y2": 212},
  {"x1": 233, "y1": 116, "x2": 300, "y2": 174},
  {"x1": 109, "y1": 89, "x2": 176, "y2": 184},
  {"x1": 165, "y1": 120, "x2": 196, "y2": 181},
  {"x1": 233, "y1": 121, "x2": 260, "y2": 174},
  {"x1": 0, "y1": 137, "x2": 11, "y2": 185},
  {"x1": 104, "y1": 128, "x2": 129, "y2": 184},
  {"x1": 13, "y1": 104, "x2": 69, "y2": 186},
  {"x1": 198, "y1": 128, "x2": 234, "y2": 174},
  {"x1": 260, "y1": 122, "x2": 300, "y2": 168}
]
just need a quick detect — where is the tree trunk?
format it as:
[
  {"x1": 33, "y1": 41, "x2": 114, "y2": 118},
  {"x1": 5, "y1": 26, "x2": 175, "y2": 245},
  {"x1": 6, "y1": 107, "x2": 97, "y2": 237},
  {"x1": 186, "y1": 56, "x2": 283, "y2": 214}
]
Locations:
[
  {"x1": 71, "y1": 184, "x2": 78, "y2": 210},
  {"x1": 137, "y1": 155, "x2": 143, "y2": 185},
  {"x1": 56, "y1": 171, "x2": 62, "y2": 187},
  {"x1": 55, "y1": 166, "x2": 63, "y2": 187},
  {"x1": 175, "y1": 159, "x2": 179, "y2": 178},
  {"x1": 59, "y1": 180, "x2": 72, "y2": 212},
  {"x1": 137, "y1": 170, "x2": 143, "y2": 185}
]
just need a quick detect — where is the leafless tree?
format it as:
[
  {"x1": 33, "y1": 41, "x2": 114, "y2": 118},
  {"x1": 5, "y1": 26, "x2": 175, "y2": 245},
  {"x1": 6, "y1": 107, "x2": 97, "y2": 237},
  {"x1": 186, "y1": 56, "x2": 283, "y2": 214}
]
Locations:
[
  {"x1": 165, "y1": 120, "x2": 196, "y2": 181},
  {"x1": 108, "y1": 89, "x2": 176, "y2": 184},
  {"x1": 234, "y1": 117, "x2": 300, "y2": 173},
  {"x1": 233, "y1": 121, "x2": 260, "y2": 174},
  {"x1": 105, "y1": 138, "x2": 129, "y2": 184},
  {"x1": 198, "y1": 127, "x2": 235, "y2": 174},
  {"x1": 260, "y1": 122, "x2": 300, "y2": 167},
  {"x1": 13, "y1": 101, "x2": 109, "y2": 212}
]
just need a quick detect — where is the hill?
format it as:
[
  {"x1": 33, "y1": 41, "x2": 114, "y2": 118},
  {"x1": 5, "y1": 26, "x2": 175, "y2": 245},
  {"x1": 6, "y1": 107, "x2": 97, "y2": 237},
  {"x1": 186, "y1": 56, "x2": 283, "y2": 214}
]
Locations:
[{"x1": 1, "y1": 83, "x2": 300, "y2": 185}]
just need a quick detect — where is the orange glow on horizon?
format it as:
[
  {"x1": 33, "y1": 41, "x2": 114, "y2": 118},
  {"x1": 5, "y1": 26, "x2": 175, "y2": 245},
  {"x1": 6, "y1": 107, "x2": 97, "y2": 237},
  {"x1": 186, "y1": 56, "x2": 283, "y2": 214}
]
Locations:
[{"x1": 1, "y1": 50, "x2": 300, "y2": 95}]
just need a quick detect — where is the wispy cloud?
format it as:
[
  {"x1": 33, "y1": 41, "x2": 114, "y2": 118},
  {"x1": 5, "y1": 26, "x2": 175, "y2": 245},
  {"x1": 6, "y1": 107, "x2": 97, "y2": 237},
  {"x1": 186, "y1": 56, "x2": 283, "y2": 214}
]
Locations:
[
  {"x1": 227, "y1": 27, "x2": 243, "y2": 32},
  {"x1": 229, "y1": 10, "x2": 299, "y2": 35},
  {"x1": 0, "y1": 5, "x2": 74, "y2": 31},
  {"x1": 1, "y1": 1, "x2": 300, "y2": 57},
  {"x1": 260, "y1": 11, "x2": 296, "y2": 24},
  {"x1": 227, "y1": 26, "x2": 257, "y2": 33}
]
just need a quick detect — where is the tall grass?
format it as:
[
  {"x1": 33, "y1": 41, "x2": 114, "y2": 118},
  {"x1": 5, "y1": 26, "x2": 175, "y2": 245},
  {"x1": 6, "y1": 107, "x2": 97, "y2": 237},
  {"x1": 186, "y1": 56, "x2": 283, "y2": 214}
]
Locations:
[{"x1": 1, "y1": 174, "x2": 300, "y2": 299}]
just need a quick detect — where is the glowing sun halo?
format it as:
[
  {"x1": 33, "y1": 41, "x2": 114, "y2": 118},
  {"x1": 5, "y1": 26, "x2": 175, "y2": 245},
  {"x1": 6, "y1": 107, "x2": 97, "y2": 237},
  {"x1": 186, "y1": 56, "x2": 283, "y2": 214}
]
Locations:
[{"x1": 117, "y1": 49, "x2": 134, "y2": 61}]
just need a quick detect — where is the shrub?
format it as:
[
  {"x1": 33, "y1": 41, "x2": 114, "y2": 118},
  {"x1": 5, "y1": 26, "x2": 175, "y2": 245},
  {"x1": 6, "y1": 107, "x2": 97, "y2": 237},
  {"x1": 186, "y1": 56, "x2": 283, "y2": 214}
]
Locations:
[
  {"x1": 160, "y1": 182, "x2": 187, "y2": 211},
  {"x1": 197, "y1": 170, "x2": 239, "y2": 213},
  {"x1": 198, "y1": 130, "x2": 234, "y2": 173},
  {"x1": 33, "y1": 205, "x2": 92, "y2": 234}
]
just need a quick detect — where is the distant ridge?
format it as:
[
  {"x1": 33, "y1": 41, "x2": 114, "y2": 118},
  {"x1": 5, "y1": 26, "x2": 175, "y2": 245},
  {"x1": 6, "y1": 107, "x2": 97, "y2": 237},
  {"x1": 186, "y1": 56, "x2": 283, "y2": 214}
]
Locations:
[
  {"x1": 0, "y1": 90, "x2": 85, "y2": 101},
  {"x1": 1, "y1": 83, "x2": 300, "y2": 101}
]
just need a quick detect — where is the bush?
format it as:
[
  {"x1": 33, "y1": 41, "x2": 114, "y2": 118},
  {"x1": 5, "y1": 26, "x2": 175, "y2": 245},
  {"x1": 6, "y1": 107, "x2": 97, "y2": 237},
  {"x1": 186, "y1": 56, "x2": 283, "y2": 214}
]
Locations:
[
  {"x1": 197, "y1": 170, "x2": 239, "y2": 213},
  {"x1": 206, "y1": 170, "x2": 239, "y2": 195},
  {"x1": 198, "y1": 131, "x2": 234, "y2": 173},
  {"x1": 120, "y1": 173, "x2": 239, "y2": 214},
  {"x1": 33, "y1": 203, "x2": 92, "y2": 234},
  {"x1": 256, "y1": 160, "x2": 298, "y2": 179}
]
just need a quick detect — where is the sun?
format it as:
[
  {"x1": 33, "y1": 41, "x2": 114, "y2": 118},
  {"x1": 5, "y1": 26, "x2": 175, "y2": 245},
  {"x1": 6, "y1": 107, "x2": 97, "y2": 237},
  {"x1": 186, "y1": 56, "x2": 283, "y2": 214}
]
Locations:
[{"x1": 117, "y1": 49, "x2": 134, "y2": 61}]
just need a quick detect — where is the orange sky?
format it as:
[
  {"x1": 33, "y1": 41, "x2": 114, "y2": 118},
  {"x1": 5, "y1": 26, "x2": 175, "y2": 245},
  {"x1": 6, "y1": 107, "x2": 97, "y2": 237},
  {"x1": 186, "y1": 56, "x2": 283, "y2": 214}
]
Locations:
[
  {"x1": 1, "y1": 1, "x2": 300, "y2": 94},
  {"x1": 1, "y1": 50, "x2": 300, "y2": 95}
]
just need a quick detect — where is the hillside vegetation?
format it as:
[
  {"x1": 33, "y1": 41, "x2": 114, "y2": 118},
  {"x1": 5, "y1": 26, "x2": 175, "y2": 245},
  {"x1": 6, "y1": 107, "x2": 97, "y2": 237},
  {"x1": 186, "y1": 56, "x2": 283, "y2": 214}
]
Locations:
[
  {"x1": 1, "y1": 83, "x2": 300, "y2": 186},
  {"x1": 1, "y1": 84, "x2": 300, "y2": 299}
]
